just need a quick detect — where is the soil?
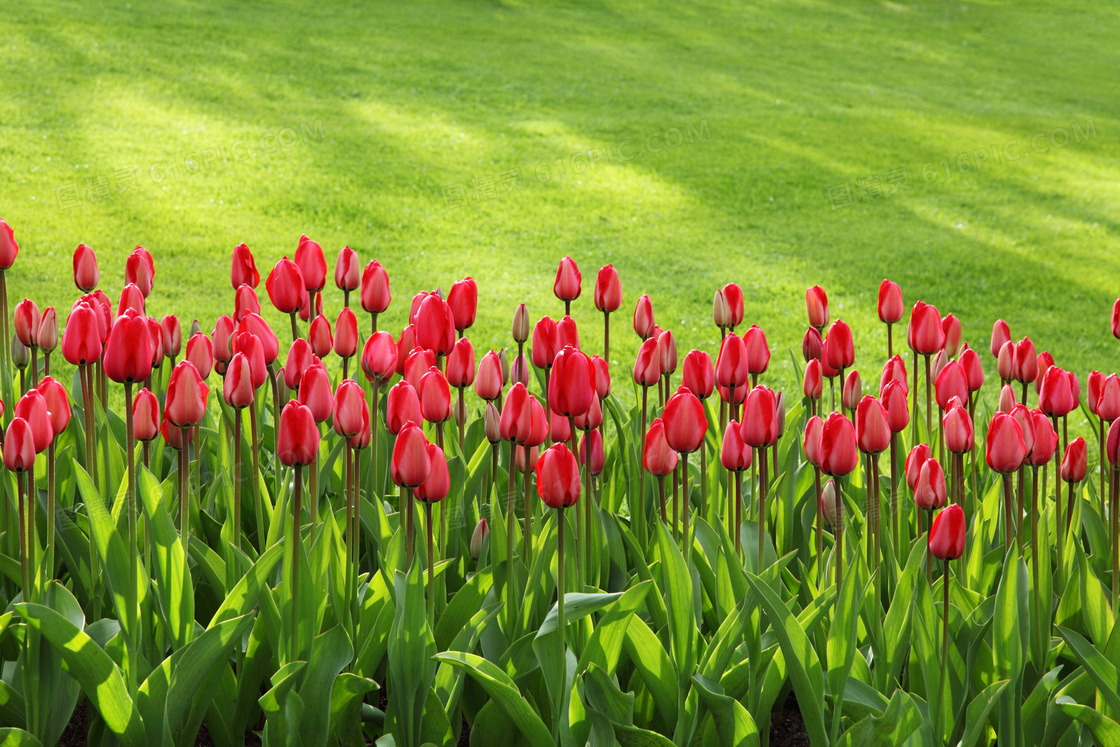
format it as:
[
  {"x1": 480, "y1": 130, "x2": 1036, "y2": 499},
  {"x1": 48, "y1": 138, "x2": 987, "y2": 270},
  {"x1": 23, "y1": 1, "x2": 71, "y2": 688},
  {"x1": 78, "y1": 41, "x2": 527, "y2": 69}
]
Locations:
[
  {"x1": 769, "y1": 692, "x2": 811, "y2": 747},
  {"x1": 57, "y1": 699, "x2": 89, "y2": 747}
]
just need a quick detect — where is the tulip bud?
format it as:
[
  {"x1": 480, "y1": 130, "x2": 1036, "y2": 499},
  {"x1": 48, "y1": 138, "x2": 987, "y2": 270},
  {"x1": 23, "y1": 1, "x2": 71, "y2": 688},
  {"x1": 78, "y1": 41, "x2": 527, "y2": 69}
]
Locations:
[
  {"x1": 0, "y1": 219, "x2": 17, "y2": 270},
  {"x1": 335, "y1": 245, "x2": 360, "y2": 293},
  {"x1": 943, "y1": 406, "x2": 974, "y2": 454},
  {"x1": 740, "y1": 386, "x2": 778, "y2": 448},
  {"x1": 266, "y1": 257, "x2": 304, "y2": 314},
  {"x1": 682, "y1": 350, "x2": 714, "y2": 399},
  {"x1": 535, "y1": 443, "x2": 581, "y2": 508},
  {"x1": 804, "y1": 415, "x2": 823, "y2": 466},
  {"x1": 803, "y1": 359, "x2": 823, "y2": 401},
  {"x1": 716, "y1": 334, "x2": 748, "y2": 390},
  {"x1": 643, "y1": 418, "x2": 678, "y2": 477},
  {"x1": 37, "y1": 307, "x2": 58, "y2": 353},
  {"x1": 998, "y1": 384, "x2": 1016, "y2": 413},
  {"x1": 37, "y1": 376, "x2": 71, "y2": 437},
  {"x1": 802, "y1": 327, "x2": 822, "y2": 362},
  {"x1": 1088, "y1": 371, "x2": 1103, "y2": 416},
  {"x1": 485, "y1": 402, "x2": 502, "y2": 443},
  {"x1": 510, "y1": 353, "x2": 530, "y2": 388},
  {"x1": 11, "y1": 335, "x2": 29, "y2": 370},
  {"x1": 722, "y1": 284, "x2": 744, "y2": 328},
  {"x1": 557, "y1": 315, "x2": 579, "y2": 351},
  {"x1": 14, "y1": 298, "x2": 40, "y2": 348},
  {"x1": 664, "y1": 388, "x2": 707, "y2": 453},
  {"x1": 470, "y1": 518, "x2": 489, "y2": 560},
  {"x1": 1099, "y1": 375, "x2": 1120, "y2": 422},
  {"x1": 591, "y1": 355, "x2": 611, "y2": 399},
  {"x1": 580, "y1": 429, "x2": 605, "y2": 475},
  {"x1": 712, "y1": 289, "x2": 731, "y2": 329},
  {"x1": 633, "y1": 337, "x2": 661, "y2": 388},
  {"x1": 420, "y1": 367, "x2": 452, "y2": 424},
  {"x1": 531, "y1": 317, "x2": 559, "y2": 370},
  {"x1": 658, "y1": 330, "x2": 677, "y2": 376},
  {"x1": 986, "y1": 412, "x2": 1026, "y2": 473},
  {"x1": 186, "y1": 333, "x2": 214, "y2": 379},
  {"x1": 299, "y1": 364, "x2": 334, "y2": 423},
  {"x1": 553, "y1": 257, "x2": 581, "y2": 302},
  {"x1": 721, "y1": 420, "x2": 752, "y2": 472},
  {"x1": 633, "y1": 295, "x2": 655, "y2": 340},
  {"x1": 224, "y1": 353, "x2": 255, "y2": 409},
  {"x1": 959, "y1": 348, "x2": 983, "y2": 393},
  {"x1": 996, "y1": 342, "x2": 1015, "y2": 382},
  {"x1": 133, "y1": 387, "x2": 160, "y2": 442},
  {"x1": 511, "y1": 303, "x2": 530, "y2": 343},
  {"x1": 855, "y1": 396, "x2": 890, "y2": 455},
  {"x1": 104, "y1": 311, "x2": 154, "y2": 384},
  {"x1": 882, "y1": 379, "x2": 909, "y2": 434},
  {"x1": 941, "y1": 314, "x2": 961, "y2": 358},
  {"x1": 877, "y1": 280, "x2": 904, "y2": 324},
  {"x1": 448, "y1": 277, "x2": 478, "y2": 333},
  {"x1": 73, "y1": 243, "x2": 99, "y2": 291},
  {"x1": 805, "y1": 286, "x2": 828, "y2": 329},
  {"x1": 231, "y1": 243, "x2": 260, "y2": 289},
  {"x1": 821, "y1": 479, "x2": 840, "y2": 527},
  {"x1": 823, "y1": 320, "x2": 855, "y2": 372},
  {"x1": 165, "y1": 361, "x2": 210, "y2": 427},
  {"x1": 1112, "y1": 299, "x2": 1120, "y2": 340},
  {"x1": 3, "y1": 418, "x2": 35, "y2": 472},
  {"x1": 743, "y1": 325, "x2": 770, "y2": 376},
  {"x1": 594, "y1": 265, "x2": 622, "y2": 313},
  {"x1": 334, "y1": 307, "x2": 359, "y2": 359},
  {"x1": 819, "y1": 411, "x2": 858, "y2": 477},
  {"x1": 360, "y1": 260, "x2": 391, "y2": 315},
  {"x1": 125, "y1": 247, "x2": 155, "y2": 298},
  {"x1": 333, "y1": 380, "x2": 367, "y2": 438},
  {"x1": 61, "y1": 303, "x2": 103, "y2": 366},
  {"x1": 1062, "y1": 437, "x2": 1087, "y2": 483},
  {"x1": 929, "y1": 504, "x2": 965, "y2": 560},
  {"x1": 914, "y1": 459, "x2": 946, "y2": 510},
  {"x1": 549, "y1": 347, "x2": 596, "y2": 418},
  {"x1": 16, "y1": 390, "x2": 53, "y2": 453},
  {"x1": 841, "y1": 368, "x2": 862, "y2": 411},
  {"x1": 905, "y1": 443, "x2": 933, "y2": 491}
]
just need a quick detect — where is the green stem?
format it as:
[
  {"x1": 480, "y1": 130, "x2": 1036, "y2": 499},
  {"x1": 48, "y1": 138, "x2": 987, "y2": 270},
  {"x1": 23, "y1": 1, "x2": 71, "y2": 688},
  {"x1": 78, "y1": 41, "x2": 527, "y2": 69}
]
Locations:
[
  {"x1": 124, "y1": 381, "x2": 138, "y2": 693},
  {"x1": 556, "y1": 507, "x2": 566, "y2": 742},
  {"x1": 426, "y1": 502, "x2": 435, "y2": 629},
  {"x1": 291, "y1": 465, "x2": 303, "y2": 662}
]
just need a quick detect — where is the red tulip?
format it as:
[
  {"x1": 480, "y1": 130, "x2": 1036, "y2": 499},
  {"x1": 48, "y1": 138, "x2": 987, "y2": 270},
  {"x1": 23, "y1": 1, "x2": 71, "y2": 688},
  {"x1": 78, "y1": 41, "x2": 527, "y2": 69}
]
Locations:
[
  {"x1": 531, "y1": 316, "x2": 559, "y2": 369},
  {"x1": 738, "y1": 386, "x2": 777, "y2": 448},
  {"x1": 663, "y1": 388, "x2": 707, "y2": 453},
  {"x1": 265, "y1": 257, "x2": 304, "y2": 314},
  {"x1": 37, "y1": 376, "x2": 71, "y2": 436},
  {"x1": 990, "y1": 319, "x2": 1010, "y2": 358},
  {"x1": 996, "y1": 342, "x2": 1014, "y2": 382},
  {"x1": 327, "y1": 308, "x2": 356, "y2": 361},
  {"x1": 1039, "y1": 366, "x2": 1076, "y2": 417},
  {"x1": 350, "y1": 404, "x2": 372, "y2": 450},
  {"x1": 823, "y1": 320, "x2": 855, "y2": 371},
  {"x1": 591, "y1": 355, "x2": 610, "y2": 399},
  {"x1": 161, "y1": 416, "x2": 195, "y2": 449},
  {"x1": 213, "y1": 315, "x2": 235, "y2": 366},
  {"x1": 233, "y1": 285, "x2": 260, "y2": 323},
  {"x1": 906, "y1": 443, "x2": 933, "y2": 491},
  {"x1": 276, "y1": 402, "x2": 319, "y2": 466},
  {"x1": 878, "y1": 280, "x2": 904, "y2": 324},
  {"x1": 37, "y1": 308, "x2": 58, "y2": 355},
  {"x1": 819, "y1": 411, "x2": 858, "y2": 477},
  {"x1": 444, "y1": 338, "x2": 474, "y2": 389},
  {"x1": 356, "y1": 331, "x2": 394, "y2": 386},
  {"x1": 804, "y1": 415, "x2": 823, "y2": 466},
  {"x1": 309, "y1": 315, "x2": 333, "y2": 358},
  {"x1": 61, "y1": 303, "x2": 103, "y2": 366},
  {"x1": 553, "y1": 256, "x2": 581, "y2": 302},
  {"x1": 933, "y1": 361, "x2": 967, "y2": 411},
  {"x1": 511, "y1": 353, "x2": 530, "y2": 387},
  {"x1": 633, "y1": 295, "x2": 655, "y2": 339},
  {"x1": 943, "y1": 406, "x2": 974, "y2": 454},
  {"x1": 185, "y1": 333, "x2": 213, "y2": 380},
  {"x1": 298, "y1": 364, "x2": 334, "y2": 423},
  {"x1": 909, "y1": 302, "x2": 944, "y2": 355},
  {"x1": 643, "y1": 418, "x2": 679, "y2": 476},
  {"x1": 855, "y1": 396, "x2": 890, "y2": 454},
  {"x1": 447, "y1": 277, "x2": 478, "y2": 332},
  {"x1": 716, "y1": 334, "x2": 749, "y2": 390},
  {"x1": 335, "y1": 246, "x2": 360, "y2": 292},
  {"x1": 1099, "y1": 375, "x2": 1120, "y2": 422},
  {"x1": 159, "y1": 315, "x2": 182, "y2": 359},
  {"x1": 574, "y1": 395, "x2": 602, "y2": 431},
  {"x1": 839, "y1": 369, "x2": 861, "y2": 411},
  {"x1": 805, "y1": 285, "x2": 828, "y2": 329},
  {"x1": 404, "y1": 347, "x2": 437, "y2": 392},
  {"x1": 420, "y1": 367, "x2": 452, "y2": 423},
  {"x1": 0, "y1": 219, "x2": 19, "y2": 270},
  {"x1": 720, "y1": 283, "x2": 744, "y2": 328},
  {"x1": 293, "y1": 235, "x2": 326, "y2": 293},
  {"x1": 333, "y1": 380, "x2": 366, "y2": 438},
  {"x1": 389, "y1": 422, "x2": 429, "y2": 488},
  {"x1": 283, "y1": 339, "x2": 315, "y2": 389},
  {"x1": 544, "y1": 405, "x2": 568, "y2": 442},
  {"x1": 959, "y1": 348, "x2": 983, "y2": 393},
  {"x1": 1113, "y1": 298, "x2": 1120, "y2": 339},
  {"x1": 594, "y1": 265, "x2": 622, "y2": 313},
  {"x1": 523, "y1": 397, "x2": 548, "y2": 448},
  {"x1": 73, "y1": 244, "x2": 99, "y2": 291},
  {"x1": 165, "y1": 361, "x2": 209, "y2": 427},
  {"x1": 677, "y1": 350, "x2": 712, "y2": 400},
  {"x1": 633, "y1": 337, "x2": 661, "y2": 387},
  {"x1": 717, "y1": 420, "x2": 749, "y2": 471},
  {"x1": 232, "y1": 332, "x2": 268, "y2": 389},
  {"x1": 986, "y1": 412, "x2": 1026, "y2": 473},
  {"x1": 1028, "y1": 410, "x2": 1058, "y2": 467},
  {"x1": 224, "y1": 353, "x2": 255, "y2": 408},
  {"x1": 1012, "y1": 338, "x2": 1037, "y2": 383},
  {"x1": 1061, "y1": 437, "x2": 1087, "y2": 482},
  {"x1": 3, "y1": 418, "x2": 34, "y2": 472},
  {"x1": 549, "y1": 347, "x2": 595, "y2": 417},
  {"x1": 386, "y1": 381, "x2": 422, "y2": 434},
  {"x1": 13, "y1": 299, "x2": 40, "y2": 348},
  {"x1": 297, "y1": 284, "x2": 318, "y2": 322},
  {"x1": 104, "y1": 311, "x2": 154, "y2": 384},
  {"x1": 929, "y1": 504, "x2": 965, "y2": 560},
  {"x1": 352, "y1": 261, "x2": 389, "y2": 316},
  {"x1": 125, "y1": 247, "x2": 154, "y2": 298},
  {"x1": 998, "y1": 384, "x2": 1016, "y2": 413},
  {"x1": 414, "y1": 443, "x2": 450, "y2": 503},
  {"x1": 802, "y1": 327, "x2": 823, "y2": 362},
  {"x1": 16, "y1": 391, "x2": 53, "y2": 453},
  {"x1": 743, "y1": 325, "x2": 770, "y2": 375},
  {"x1": 710, "y1": 289, "x2": 730, "y2": 329},
  {"x1": 803, "y1": 359, "x2": 823, "y2": 400},
  {"x1": 146, "y1": 317, "x2": 164, "y2": 370},
  {"x1": 534, "y1": 443, "x2": 579, "y2": 508},
  {"x1": 1034, "y1": 351, "x2": 1055, "y2": 394},
  {"x1": 915, "y1": 459, "x2": 946, "y2": 509},
  {"x1": 473, "y1": 350, "x2": 503, "y2": 401},
  {"x1": 231, "y1": 243, "x2": 259, "y2": 289},
  {"x1": 557, "y1": 315, "x2": 579, "y2": 351},
  {"x1": 1088, "y1": 370, "x2": 1103, "y2": 416},
  {"x1": 132, "y1": 388, "x2": 159, "y2": 441},
  {"x1": 1108, "y1": 419, "x2": 1120, "y2": 468}
]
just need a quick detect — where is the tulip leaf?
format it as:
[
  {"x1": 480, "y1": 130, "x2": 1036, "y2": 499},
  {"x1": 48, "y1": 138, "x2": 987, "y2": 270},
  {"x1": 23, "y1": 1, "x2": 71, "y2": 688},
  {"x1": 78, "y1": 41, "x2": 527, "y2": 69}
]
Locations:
[
  {"x1": 957, "y1": 679, "x2": 1009, "y2": 747},
  {"x1": 744, "y1": 572, "x2": 830, "y2": 747},
  {"x1": 622, "y1": 617, "x2": 679, "y2": 727},
  {"x1": 433, "y1": 651, "x2": 554, "y2": 747},
  {"x1": 0, "y1": 729, "x2": 43, "y2": 747},
  {"x1": 1056, "y1": 626, "x2": 1120, "y2": 716},
  {"x1": 836, "y1": 689, "x2": 922, "y2": 747},
  {"x1": 136, "y1": 466, "x2": 193, "y2": 650},
  {"x1": 692, "y1": 673, "x2": 760, "y2": 747},
  {"x1": 578, "y1": 581, "x2": 652, "y2": 678},
  {"x1": 1057, "y1": 702, "x2": 1120, "y2": 747},
  {"x1": 656, "y1": 521, "x2": 698, "y2": 684},
  {"x1": 15, "y1": 603, "x2": 145, "y2": 747}
]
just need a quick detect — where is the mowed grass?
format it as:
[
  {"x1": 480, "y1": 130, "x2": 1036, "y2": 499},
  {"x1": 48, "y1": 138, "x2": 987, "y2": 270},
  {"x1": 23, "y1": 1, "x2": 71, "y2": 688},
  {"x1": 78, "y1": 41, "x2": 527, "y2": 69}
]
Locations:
[{"x1": 1, "y1": 0, "x2": 1118, "y2": 403}]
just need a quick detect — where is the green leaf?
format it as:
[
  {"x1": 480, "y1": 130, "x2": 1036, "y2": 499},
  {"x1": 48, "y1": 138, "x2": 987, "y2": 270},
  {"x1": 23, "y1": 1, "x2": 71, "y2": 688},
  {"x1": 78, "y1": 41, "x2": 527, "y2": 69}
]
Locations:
[
  {"x1": 1058, "y1": 702, "x2": 1120, "y2": 746},
  {"x1": 622, "y1": 617, "x2": 678, "y2": 726},
  {"x1": 386, "y1": 564, "x2": 436, "y2": 747},
  {"x1": 836, "y1": 689, "x2": 921, "y2": 747},
  {"x1": 433, "y1": 652, "x2": 554, "y2": 747},
  {"x1": 137, "y1": 466, "x2": 193, "y2": 650},
  {"x1": 578, "y1": 581, "x2": 652, "y2": 677},
  {"x1": 0, "y1": 729, "x2": 44, "y2": 747},
  {"x1": 957, "y1": 680, "x2": 1009, "y2": 747},
  {"x1": 208, "y1": 543, "x2": 285, "y2": 628},
  {"x1": 692, "y1": 674, "x2": 760, "y2": 747},
  {"x1": 744, "y1": 572, "x2": 829, "y2": 747},
  {"x1": 656, "y1": 522, "x2": 697, "y2": 685},
  {"x1": 15, "y1": 603, "x2": 145, "y2": 747},
  {"x1": 298, "y1": 625, "x2": 355, "y2": 747},
  {"x1": 826, "y1": 559, "x2": 864, "y2": 709},
  {"x1": 1056, "y1": 626, "x2": 1120, "y2": 716}
]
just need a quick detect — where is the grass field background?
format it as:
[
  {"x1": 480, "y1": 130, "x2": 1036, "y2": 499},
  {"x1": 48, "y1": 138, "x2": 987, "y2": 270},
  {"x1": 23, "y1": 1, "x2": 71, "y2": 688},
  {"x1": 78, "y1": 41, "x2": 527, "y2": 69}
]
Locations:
[{"x1": 2, "y1": 0, "x2": 1117, "y2": 402}]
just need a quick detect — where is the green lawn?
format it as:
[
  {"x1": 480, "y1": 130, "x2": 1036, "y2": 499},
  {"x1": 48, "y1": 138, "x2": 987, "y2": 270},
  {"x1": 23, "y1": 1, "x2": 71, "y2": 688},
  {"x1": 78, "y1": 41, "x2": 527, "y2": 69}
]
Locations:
[{"x1": 2, "y1": 0, "x2": 1117, "y2": 398}]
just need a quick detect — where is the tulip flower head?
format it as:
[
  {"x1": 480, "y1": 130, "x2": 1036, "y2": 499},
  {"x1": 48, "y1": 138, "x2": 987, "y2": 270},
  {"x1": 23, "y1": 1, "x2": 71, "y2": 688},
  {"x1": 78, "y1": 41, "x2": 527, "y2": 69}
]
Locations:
[
  {"x1": 877, "y1": 280, "x2": 904, "y2": 324},
  {"x1": 553, "y1": 256, "x2": 581, "y2": 303},
  {"x1": 447, "y1": 277, "x2": 478, "y2": 332},
  {"x1": 905, "y1": 443, "x2": 933, "y2": 491},
  {"x1": 73, "y1": 243, "x2": 99, "y2": 291},
  {"x1": 633, "y1": 294, "x2": 655, "y2": 339},
  {"x1": 802, "y1": 327, "x2": 823, "y2": 362},
  {"x1": 536, "y1": 443, "x2": 581, "y2": 509},
  {"x1": 986, "y1": 412, "x2": 1026, "y2": 473},
  {"x1": 805, "y1": 285, "x2": 828, "y2": 329},
  {"x1": 929, "y1": 504, "x2": 966, "y2": 560},
  {"x1": 334, "y1": 246, "x2": 360, "y2": 293},
  {"x1": 1062, "y1": 437, "x2": 1087, "y2": 483},
  {"x1": 643, "y1": 418, "x2": 678, "y2": 477},
  {"x1": 819, "y1": 411, "x2": 858, "y2": 477},
  {"x1": 855, "y1": 396, "x2": 890, "y2": 454},
  {"x1": 361, "y1": 260, "x2": 392, "y2": 315},
  {"x1": 914, "y1": 459, "x2": 947, "y2": 510},
  {"x1": 594, "y1": 265, "x2": 622, "y2": 313}
]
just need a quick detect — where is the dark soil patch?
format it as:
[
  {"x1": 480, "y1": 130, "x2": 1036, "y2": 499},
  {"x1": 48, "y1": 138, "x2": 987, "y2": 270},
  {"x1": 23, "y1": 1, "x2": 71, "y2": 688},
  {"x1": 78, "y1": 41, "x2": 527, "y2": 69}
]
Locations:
[
  {"x1": 57, "y1": 699, "x2": 89, "y2": 747},
  {"x1": 770, "y1": 692, "x2": 810, "y2": 747}
]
